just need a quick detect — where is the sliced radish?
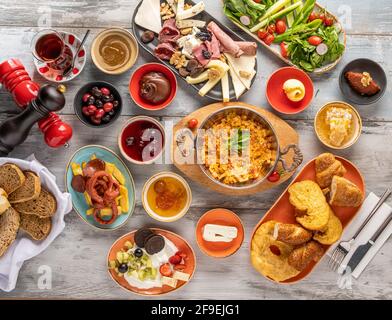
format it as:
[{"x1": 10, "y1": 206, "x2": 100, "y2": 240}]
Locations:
[
  {"x1": 240, "y1": 15, "x2": 251, "y2": 26},
  {"x1": 316, "y1": 43, "x2": 329, "y2": 55}
]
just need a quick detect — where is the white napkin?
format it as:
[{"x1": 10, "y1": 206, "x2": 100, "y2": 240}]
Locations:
[
  {"x1": 327, "y1": 192, "x2": 392, "y2": 279},
  {"x1": 0, "y1": 155, "x2": 72, "y2": 292}
]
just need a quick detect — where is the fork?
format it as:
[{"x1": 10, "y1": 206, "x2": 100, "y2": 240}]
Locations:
[{"x1": 329, "y1": 188, "x2": 392, "y2": 271}]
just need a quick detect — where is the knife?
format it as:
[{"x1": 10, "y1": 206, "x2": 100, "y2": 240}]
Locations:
[{"x1": 345, "y1": 212, "x2": 392, "y2": 274}]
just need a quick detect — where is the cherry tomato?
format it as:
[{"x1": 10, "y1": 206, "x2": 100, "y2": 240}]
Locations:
[
  {"x1": 257, "y1": 29, "x2": 269, "y2": 40},
  {"x1": 94, "y1": 108, "x2": 105, "y2": 119},
  {"x1": 308, "y1": 35, "x2": 323, "y2": 46},
  {"x1": 263, "y1": 33, "x2": 275, "y2": 46},
  {"x1": 280, "y1": 42, "x2": 288, "y2": 59},
  {"x1": 319, "y1": 13, "x2": 326, "y2": 23},
  {"x1": 308, "y1": 11, "x2": 319, "y2": 22},
  {"x1": 275, "y1": 20, "x2": 287, "y2": 35},
  {"x1": 253, "y1": 0, "x2": 262, "y2": 2},
  {"x1": 159, "y1": 263, "x2": 173, "y2": 277},
  {"x1": 267, "y1": 171, "x2": 281, "y2": 183},
  {"x1": 267, "y1": 24, "x2": 276, "y2": 34},
  {"x1": 324, "y1": 16, "x2": 334, "y2": 26},
  {"x1": 169, "y1": 254, "x2": 182, "y2": 265},
  {"x1": 187, "y1": 118, "x2": 198, "y2": 129},
  {"x1": 103, "y1": 102, "x2": 114, "y2": 112}
]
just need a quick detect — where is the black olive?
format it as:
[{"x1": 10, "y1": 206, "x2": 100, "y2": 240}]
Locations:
[
  {"x1": 141, "y1": 30, "x2": 155, "y2": 44},
  {"x1": 102, "y1": 115, "x2": 111, "y2": 124},
  {"x1": 92, "y1": 87, "x2": 103, "y2": 98},
  {"x1": 113, "y1": 100, "x2": 119, "y2": 108},
  {"x1": 202, "y1": 50, "x2": 212, "y2": 59},
  {"x1": 108, "y1": 94, "x2": 114, "y2": 102},
  {"x1": 190, "y1": 66, "x2": 204, "y2": 77},
  {"x1": 108, "y1": 110, "x2": 115, "y2": 116},
  {"x1": 87, "y1": 96, "x2": 95, "y2": 105},
  {"x1": 186, "y1": 59, "x2": 199, "y2": 72},
  {"x1": 95, "y1": 100, "x2": 103, "y2": 108},
  {"x1": 118, "y1": 263, "x2": 128, "y2": 273},
  {"x1": 196, "y1": 31, "x2": 212, "y2": 42},
  {"x1": 134, "y1": 248, "x2": 143, "y2": 258}
]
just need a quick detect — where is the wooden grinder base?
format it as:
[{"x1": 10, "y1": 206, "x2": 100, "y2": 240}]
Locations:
[{"x1": 172, "y1": 102, "x2": 299, "y2": 196}]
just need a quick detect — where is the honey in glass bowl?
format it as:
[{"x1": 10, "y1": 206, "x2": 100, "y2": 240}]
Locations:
[{"x1": 146, "y1": 177, "x2": 188, "y2": 218}]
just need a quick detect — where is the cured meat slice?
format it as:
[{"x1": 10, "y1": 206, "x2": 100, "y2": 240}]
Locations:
[
  {"x1": 192, "y1": 44, "x2": 210, "y2": 66},
  {"x1": 155, "y1": 42, "x2": 177, "y2": 60},
  {"x1": 158, "y1": 18, "x2": 181, "y2": 44},
  {"x1": 235, "y1": 41, "x2": 257, "y2": 56},
  {"x1": 207, "y1": 21, "x2": 243, "y2": 57},
  {"x1": 205, "y1": 33, "x2": 221, "y2": 59}
]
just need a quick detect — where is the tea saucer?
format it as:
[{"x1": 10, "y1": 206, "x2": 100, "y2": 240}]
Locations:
[{"x1": 33, "y1": 31, "x2": 86, "y2": 83}]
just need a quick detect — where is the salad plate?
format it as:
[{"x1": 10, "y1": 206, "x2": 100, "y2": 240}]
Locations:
[
  {"x1": 223, "y1": 0, "x2": 346, "y2": 73},
  {"x1": 65, "y1": 145, "x2": 136, "y2": 230},
  {"x1": 132, "y1": 0, "x2": 258, "y2": 101},
  {"x1": 107, "y1": 228, "x2": 196, "y2": 296}
]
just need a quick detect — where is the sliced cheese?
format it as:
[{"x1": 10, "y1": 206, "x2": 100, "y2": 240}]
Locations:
[
  {"x1": 161, "y1": 276, "x2": 178, "y2": 288},
  {"x1": 221, "y1": 71, "x2": 230, "y2": 102},
  {"x1": 176, "y1": 1, "x2": 205, "y2": 20},
  {"x1": 202, "y1": 224, "x2": 238, "y2": 243},
  {"x1": 135, "y1": 0, "x2": 162, "y2": 34},
  {"x1": 172, "y1": 271, "x2": 190, "y2": 282},
  {"x1": 167, "y1": 0, "x2": 177, "y2": 13},
  {"x1": 225, "y1": 53, "x2": 256, "y2": 90},
  {"x1": 176, "y1": 19, "x2": 206, "y2": 29},
  {"x1": 228, "y1": 65, "x2": 246, "y2": 99}
]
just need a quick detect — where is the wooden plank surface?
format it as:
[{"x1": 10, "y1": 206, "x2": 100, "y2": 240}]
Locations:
[{"x1": 0, "y1": 0, "x2": 391, "y2": 299}]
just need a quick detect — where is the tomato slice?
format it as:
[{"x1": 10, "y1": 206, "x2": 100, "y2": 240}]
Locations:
[
  {"x1": 159, "y1": 263, "x2": 173, "y2": 277},
  {"x1": 169, "y1": 254, "x2": 182, "y2": 265}
]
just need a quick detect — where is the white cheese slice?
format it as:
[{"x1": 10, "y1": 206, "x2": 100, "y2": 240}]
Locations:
[
  {"x1": 221, "y1": 71, "x2": 230, "y2": 102},
  {"x1": 161, "y1": 276, "x2": 178, "y2": 288},
  {"x1": 202, "y1": 224, "x2": 238, "y2": 243},
  {"x1": 135, "y1": 0, "x2": 162, "y2": 34},
  {"x1": 176, "y1": 1, "x2": 205, "y2": 20},
  {"x1": 228, "y1": 65, "x2": 246, "y2": 99},
  {"x1": 172, "y1": 271, "x2": 190, "y2": 282},
  {"x1": 176, "y1": 19, "x2": 206, "y2": 29},
  {"x1": 167, "y1": 0, "x2": 177, "y2": 13},
  {"x1": 225, "y1": 53, "x2": 256, "y2": 90}
]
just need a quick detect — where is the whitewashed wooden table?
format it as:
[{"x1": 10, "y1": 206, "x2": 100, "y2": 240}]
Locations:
[{"x1": 0, "y1": 0, "x2": 391, "y2": 299}]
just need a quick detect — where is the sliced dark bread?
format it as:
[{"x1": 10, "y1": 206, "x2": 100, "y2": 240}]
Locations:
[
  {"x1": 13, "y1": 188, "x2": 57, "y2": 218},
  {"x1": 9, "y1": 171, "x2": 41, "y2": 204},
  {"x1": 0, "y1": 207, "x2": 20, "y2": 257},
  {"x1": 20, "y1": 213, "x2": 51, "y2": 241},
  {"x1": 0, "y1": 163, "x2": 26, "y2": 194}
]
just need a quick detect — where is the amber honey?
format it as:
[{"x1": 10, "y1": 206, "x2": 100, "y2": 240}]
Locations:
[{"x1": 146, "y1": 177, "x2": 188, "y2": 218}]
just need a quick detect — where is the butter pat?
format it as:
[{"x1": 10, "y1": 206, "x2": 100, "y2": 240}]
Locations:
[
  {"x1": 161, "y1": 276, "x2": 178, "y2": 288},
  {"x1": 172, "y1": 271, "x2": 190, "y2": 282},
  {"x1": 202, "y1": 224, "x2": 238, "y2": 242}
]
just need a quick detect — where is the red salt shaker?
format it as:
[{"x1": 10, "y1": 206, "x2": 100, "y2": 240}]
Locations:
[{"x1": 0, "y1": 58, "x2": 73, "y2": 148}]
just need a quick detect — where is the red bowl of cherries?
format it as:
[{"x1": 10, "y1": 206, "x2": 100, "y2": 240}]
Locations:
[{"x1": 74, "y1": 81, "x2": 122, "y2": 127}]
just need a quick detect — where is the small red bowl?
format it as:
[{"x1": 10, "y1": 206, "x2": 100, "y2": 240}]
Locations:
[
  {"x1": 266, "y1": 67, "x2": 314, "y2": 114},
  {"x1": 129, "y1": 63, "x2": 177, "y2": 111}
]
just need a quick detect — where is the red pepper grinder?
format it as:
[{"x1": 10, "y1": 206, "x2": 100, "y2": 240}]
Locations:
[
  {"x1": 0, "y1": 58, "x2": 73, "y2": 148},
  {"x1": 0, "y1": 85, "x2": 65, "y2": 156}
]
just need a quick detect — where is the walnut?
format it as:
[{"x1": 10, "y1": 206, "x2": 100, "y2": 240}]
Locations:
[
  {"x1": 160, "y1": 3, "x2": 173, "y2": 17},
  {"x1": 180, "y1": 27, "x2": 193, "y2": 35},
  {"x1": 162, "y1": 13, "x2": 175, "y2": 20},
  {"x1": 208, "y1": 68, "x2": 221, "y2": 81},
  {"x1": 170, "y1": 51, "x2": 187, "y2": 69},
  {"x1": 239, "y1": 70, "x2": 251, "y2": 79}
]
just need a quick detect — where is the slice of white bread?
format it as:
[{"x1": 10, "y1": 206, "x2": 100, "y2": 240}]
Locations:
[
  {"x1": 20, "y1": 213, "x2": 51, "y2": 241},
  {"x1": 0, "y1": 164, "x2": 26, "y2": 194},
  {"x1": 13, "y1": 188, "x2": 57, "y2": 218},
  {"x1": 0, "y1": 195, "x2": 11, "y2": 216},
  {"x1": 9, "y1": 171, "x2": 41, "y2": 204},
  {"x1": 0, "y1": 207, "x2": 20, "y2": 257}
]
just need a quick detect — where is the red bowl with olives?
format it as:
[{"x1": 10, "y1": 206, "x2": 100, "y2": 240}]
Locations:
[
  {"x1": 129, "y1": 63, "x2": 177, "y2": 111},
  {"x1": 74, "y1": 81, "x2": 122, "y2": 128}
]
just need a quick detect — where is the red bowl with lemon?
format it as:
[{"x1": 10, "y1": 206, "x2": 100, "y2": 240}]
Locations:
[
  {"x1": 266, "y1": 67, "x2": 314, "y2": 115},
  {"x1": 129, "y1": 63, "x2": 177, "y2": 111}
]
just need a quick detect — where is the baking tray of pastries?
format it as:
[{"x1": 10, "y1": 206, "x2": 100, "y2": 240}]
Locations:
[{"x1": 250, "y1": 153, "x2": 365, "y2": 284}]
